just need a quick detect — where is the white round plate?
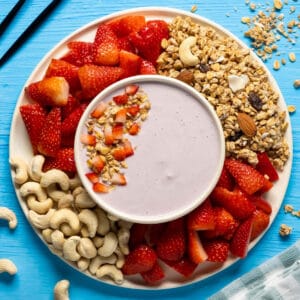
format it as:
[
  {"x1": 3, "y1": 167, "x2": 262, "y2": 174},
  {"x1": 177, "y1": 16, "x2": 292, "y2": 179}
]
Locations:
[{"x1": 9, "y1": 7, "x2": 292, "y2": 290}]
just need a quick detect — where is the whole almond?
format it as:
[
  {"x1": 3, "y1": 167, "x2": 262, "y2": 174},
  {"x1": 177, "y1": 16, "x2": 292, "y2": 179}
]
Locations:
[
  {"x1": 176, "y1": 70, "x2": 194, "y2": 84},
  {"x1": 237, "y1": 112, "x2": 257, "y2": 137}
]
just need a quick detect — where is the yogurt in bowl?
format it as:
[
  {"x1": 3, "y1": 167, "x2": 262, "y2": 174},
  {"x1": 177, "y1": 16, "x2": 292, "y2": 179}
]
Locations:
[{"x1": 74, "y1": 75, "x2": 225, "y2": 224}]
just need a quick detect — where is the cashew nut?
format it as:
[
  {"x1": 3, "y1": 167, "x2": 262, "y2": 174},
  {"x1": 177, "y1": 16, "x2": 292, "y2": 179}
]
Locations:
[
  {"x1": 57, "y1": 194, "x2": 74, "y2": 209},
  {"x1": 98, "y1": 232, "x2": 118, "y2": 257},
  {"x1": 62, "y1": 236, "x2": 81, "y2": 261},
  {"x1": 20, "y1": 181, "x2": 47, "y2": 201},
  {"x1": 27, "y1": 195, "x2": 53, "y2": 214},
  {"x1": 42, "y1": 228, "x2": 53, "y2": 243},
  {"x1": 95, "y1": 208, "x2": 110, "y2": 236},
  {"x1": 28, "y1": 209, "x2": 55, "y2": 229},
  {"x1": 54, "y1": 279, "x2": 70, "y2": 300},
  {"x1": 78, "y1": 209, "x2": 98, "y2": 238},
  {"x1": 51, "y1": 230, "x2": 66, "y2": 250},
  {"x1": 0, "y1": 259, "x2": 17, "y2": 275},
  {"x1": 89, "y1": 255, "x2": 117, "y2": 275},
  {"x1": 10, "y1": 157, "x2": 28, "y2": 185},
  {"x1": 77, "y1": 238, "x2": 97, "y2": 259},
  {"x1": 49, "y1": 245, "x2": 63, "y2": 257},
  {"x1": 178, "y1": 36, "x2": 200, "y2": 67},
  {"x1": 107, "y1": 214, "x2": 119, "y2": 222},
  {"x1": 77, "y1": 257, "x2": 90, "y2": 271},
  {"x1": 118, "y1": 220, "x2": 133, "y2": 230},
  {"x1": 0, "y1": 207, "x2": 17, "y2": 229},
  {"x1": 117, "y1": 228, "x2": 130, "y2": 255},
  {"x1": 28, "y1": 155, "x2": 45, "y2": 182},
  {"x1": 92, "y1": 236, "x2": 104, "y2": 248},
  {"x1": 96, "y1": 265, "x2": 124, "y2": 285},
  {"x1": 49, "y1": 208, "x2": 81, "y2": 235},
  {"x1": 40, "y1": 169, "x2": 70, "y2": 191},
  {"x1": 69, "y1": 175, "x2": 81, "y2": 190},
  {"x1": 114, "y1": 247, "x2": 125, "y2": 269},
  {"x1": 74, "y1": 189, "x2": 96, "y2": 209}
]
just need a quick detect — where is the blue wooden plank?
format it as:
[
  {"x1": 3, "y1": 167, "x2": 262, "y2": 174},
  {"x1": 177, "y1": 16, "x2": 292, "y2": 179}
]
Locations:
[{"x1": 0, "y1": 0, "x2": 299, "y2": 299}]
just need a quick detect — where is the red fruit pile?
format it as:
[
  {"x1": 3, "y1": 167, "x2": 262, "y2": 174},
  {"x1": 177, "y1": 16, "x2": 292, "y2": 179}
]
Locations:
[
  {"x1": 19, "y1": 16, "x2": 169, "y2": 172},
  {"x1": 123, "y1": 155, "x2": 278, "y2": 284}
]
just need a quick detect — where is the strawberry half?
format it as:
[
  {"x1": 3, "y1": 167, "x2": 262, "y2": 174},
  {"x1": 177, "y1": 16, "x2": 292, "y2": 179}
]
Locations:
[
  {"x1": 225, "y1": 158, "x2": 269, "y2": 195},
  {"x1": 19, "y1": 103, "x2": 47, "y2": 153},
  {"x1": 139, "y1": 60, "x2": 157, "y2": 74},
  {"x1": 37, "y1": 108, "x2": 61, "y2": 157},
  {"x1": 109, "y1": 15, "x2": 146, "y2": 37},
  {"x1": 216, "y1": 166, "x2": 235, "y2": 190},
  {"x1": 256, "y1": 152, "x2": 279, "y2": 181},
  {"x1": 141, "y1": 261, "x2": 165, "y2": 284},
  {"x1": 156, "y1": 218, "x2": 186, "y2": 262},
  {"x1": 187, "y1": 230, "x2": 208, "y2": 264},
  {"x1": 163, "y1": 256, "x2": 197, "y2": 278},
  {"x1": 211, "y1": 186, "x2": 256, "y2": 220},
  {"x1": 230, "y1": 217, "x2": 253, "y2": 258},
  {"x1": 122, "y1": 244, "x2": 157, "y2": 275},
  {"x1": 93, "y1": 24, "x2": 120, "y2": 66},
  {"x1": 43, "y1": 148, "x2": 76, "y2": 173},
  {"x1": 61, "y1": 95, "x2": 79, "y2": 120},
  {"x1": 25, "y1": 76, "x2": 69, "y2": 107},
  {"x1": 61, "y1": 41, "x2": 94, "y2": 66},
  {"x1": 45, "y1": 59, "x2": 80, "y2": 92},
  {"x1": 250, "y1": 209, "x2": 270, "y2": 241},
  {"x1": 78, "y1": 65, "x2": 123, "y2": 99},
  {"x1": 202, "y1": 239, "x2": 230, "y2": 262},
  {"x1": 249, "y1": 195, "x2": 272, "y2": 215},
  {"x1": 187, "y1": 198, "x2": 215, "y2": 231},
  {"x1": 119, "y1": 50, "x2": 141, "y2": 78},
  {"x1": 129, "y1": 223, "x2": 148, "y2": 250}
]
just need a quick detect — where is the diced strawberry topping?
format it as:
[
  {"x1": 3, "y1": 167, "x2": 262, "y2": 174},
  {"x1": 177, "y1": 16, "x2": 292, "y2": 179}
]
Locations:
[
  {"x1": 128, "y1": 122, "x2": 140, "y2": 135},
  {"x1": 112, "y1": 147, "x2": 127, "y2": 161},
  {"x1": 104, "y1": 124, "x2": 114, "y2": 145},
  {"x1": 91, "y1": 101, "x2": 107, "y2": 118},
  {"x1": 90, "y1": 155, "x2": 105, "y2": 173},
  {"x1": 85, "y1": 172, "x2": 99, "y2": 183},
  {"x1": 125, "y1": 84, "x2": 139, "y2": 95},
  {"x1": 113, "y1": 93, "x2": 129, "y2": 105},
  {"x1": 25, "y1": 76, "x2": 69, "y2": 107},
  {"x1": 112, "y1": 124, "x2": 124, "y2": 141},
  {"x1": 80, "y1": 134, "x2": 96, "y2": 146},
  {"x1": 93, "y1": 182, "x2": 110, "y2": 193},
  {"x1": 123, "y1": 139, "x2": 134, "y2": 157},
  {"x1": 122, "y1": 244, "x2": 157, "y2": 275},
  {"x1": 111, "y1": 173, "x2": 127, "y2": 186},
  {"x1": 187, "y1": 230, "x2": 208, "y2": 264},
  {"x1": 115, "y1": 108, "x2": 127, "y2": 124},
  {"x1": 127, "y1": 105, "x2": 140, "y2": 117}
]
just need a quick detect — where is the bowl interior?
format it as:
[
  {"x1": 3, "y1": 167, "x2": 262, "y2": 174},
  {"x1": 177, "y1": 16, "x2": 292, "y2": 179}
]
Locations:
[{"x1": 74, "y1": 75, "x2": 225, "y2": 223}]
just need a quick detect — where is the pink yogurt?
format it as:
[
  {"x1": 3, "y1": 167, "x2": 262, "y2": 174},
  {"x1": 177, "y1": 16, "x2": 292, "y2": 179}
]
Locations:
[{"x1": 75, "y1": 75, "x2": 225, "y2": 224}]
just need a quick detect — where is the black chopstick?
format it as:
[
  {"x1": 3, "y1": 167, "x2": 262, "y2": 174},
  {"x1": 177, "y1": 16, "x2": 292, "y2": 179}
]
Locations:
[
  {"x1": 0, "y1": 0, "x2": 26, "y2": 37},
  {"x1": 0, "y1": 0, "x2": 62, "y2": 67}
]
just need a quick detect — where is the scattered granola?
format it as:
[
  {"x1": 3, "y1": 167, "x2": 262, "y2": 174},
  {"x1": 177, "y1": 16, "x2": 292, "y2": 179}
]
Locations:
[
  {"x1": 288, "y1": 52, "x2": 297, "y2": 62},
  {"x1": 284, "y1": 204, "x2": 294, "y2": 213},
  {"x1": 287, "y1": 105, "x2": 296, "y2": 113},
  {"x1": 157, "y1": 16, "x2": 290, "y2": 169},
  {"x1": 279, "y1": 223, "x2": 292, "y2": 236},
  {"x1": 294, "y1": 79, "x2": 300, "y2": 88},
  {"x1": 191, "y1": 5, "x2": 198, "y2": 13},
  {"x1": 273, "y1": 59, "x2": 281, "y2": 70}
]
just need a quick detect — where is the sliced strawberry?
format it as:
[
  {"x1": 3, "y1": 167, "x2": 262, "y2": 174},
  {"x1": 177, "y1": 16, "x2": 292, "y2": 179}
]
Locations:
[
  {"x1": 250, "y1": 209, "x2": 270, "y2": 241},
  {"x1": 19, "y1": 103, "x2": 47, "y2": 153},
  {"x1": 61, "y1": 104, "x2": 87, "y2": 137},
  {"x1": 187, "y1": 230, "x2": 208, "y2": 264},
  {"x1": 113, "y1": 93, "x2": 129, "y2": 105},
  {"x1": 129, "y1": 223, "x2": 148, "y2": 250},
  {"x1": 256, "y1": 152, "x2": 279, "y2": 181},
  {"x1": 127, "y1": 105, "x2": 140, "y2": 117},
  {"x1": 141, "y1": 261, "x2": 164, "y2": 284},
  {"x1": 90, "y1": 155, "x2": 105, "y2": 173},
  {"x1": 43, "y1": 148, "x2": 76, "y2": 173},
  {"x1": 225, "y1": 158, "x2": 268, "y2": 195},
  {"x1": 163, "y1": 257, "x2": 197, "y2": 278},
  {"x1": 123, "y1": 139, "x2": 134, "y2": 157},
  {"x1": 216, "y1": 166, "x2": 235, "y2": 190},
  {"x1": 93, "y1": 24, "x2": 119, "y2": 66},
  {"x1": 112, "y1": 147, "x2": 127, "y2": 161},
  {"x1": 117, "y1": 15, "x2": 146, "y2": 37},
  {"x1": 115, "y1": 108, "x2": 127, "y2": 124},
  {"x1": 122, "y1": 244, "x2": 157, "y2": 275},
  {"x1": 112, "y1": 124, "x2": 124, "y2": 140},
  {"x1": 45, "y1": 59, "x2": 80, "y2": 91},
  {"x1": 187, "y1": 198, "x2": 215, "y2": 231},
  {"x1": 78, "y1": 65, "x2": 123, "y2": 100},
  {"x1": 91, "y1": 101, "x2": 107, "y2": 118},
  {"x1": 61, "y1": 95, "x2": 79, "y2": 120},
  {"x1": 211, "y1": 187, "x2": 256, "y2": 220},
  {"x1": 249, "y1": 195, "x2": 272, "y2": 215},
  {"x1": 129, "y1": 20, "x2": 169, "y2": 65},
  {"x1": 117, "y1": 36, "x2": 135, "y2": 53},
  {"x1": 119, "y1": 50, "x2": 141, "y2": 78},
  {"x1": 93, "y1": 181, "x2": 110, "y2": 193},
  {"x1": 139, "y1": 60, "x2": 157, "y2": 74},
  {"x1": 202, "y1": 207, "x2": 239, "y2": 240},
  {"x1": 111, "y1": 173, "x2": 127, "y2": 185},
  {"x1": 202, "y1": 239, "x2": 230, "y2": 262},
  {"x1": 61, "y1": 41, "x2": 94, "y2": 66},
  {"x1": 125, "y1": 84, "x2": 139, "y2": 95},
  {"x1": 156, "y1": 218, "x2": 186, "y2": 262},
  {"x1": 37, "y1": 108, "x2": 61, "y2": 157},
  {"x1": 128, "y1": 122, "x2": 140, "y2": 135},
  {"x1": 104, "y1": 124, "x2": 114, "y2": 145},
  {"x1": 80, "y1": 134, "x2": 96, "y2": 146},
  {"x1": 25, "y1": 76, "x2": 69, "y2": 107},
  {"x1": 259, "y1": 177, "x2": 273, "y2": 193},
  {"x1": 146, "y1": 223, "x2": 167, "y2": 246},
  {"x1": 85, "y1": 172, "x2": 99, "y2": 183},
  {"x1": 230, "y1": 217, "x2": 253, "y2": 258}
]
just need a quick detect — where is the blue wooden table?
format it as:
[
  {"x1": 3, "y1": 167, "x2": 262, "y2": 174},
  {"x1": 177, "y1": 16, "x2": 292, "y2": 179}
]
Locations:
[{"x1": 0, "y1": 0, "x2": 299, "y2": 299}]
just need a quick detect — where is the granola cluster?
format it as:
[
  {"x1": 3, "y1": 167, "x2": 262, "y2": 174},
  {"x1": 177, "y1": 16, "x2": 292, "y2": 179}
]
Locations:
[{"x1": 157, "y1": 16, "x2": 290, "y2": 170}]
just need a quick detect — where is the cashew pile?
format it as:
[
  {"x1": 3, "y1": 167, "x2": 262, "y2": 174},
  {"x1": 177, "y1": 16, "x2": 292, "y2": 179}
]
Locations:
[{"x1": 10, "y1": 155, "x2": 133, "y2": 285}]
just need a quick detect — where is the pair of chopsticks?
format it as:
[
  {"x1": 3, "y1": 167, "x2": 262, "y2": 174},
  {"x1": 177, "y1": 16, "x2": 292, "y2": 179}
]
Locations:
[{"x1": 0, "y1": 0, "x2": 62, "y2": 67}]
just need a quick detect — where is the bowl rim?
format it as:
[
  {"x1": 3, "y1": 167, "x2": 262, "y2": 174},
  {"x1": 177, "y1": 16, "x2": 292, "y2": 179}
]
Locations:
[{"x1": 74, "y1": 74, "x2": 225, "y2": 224}]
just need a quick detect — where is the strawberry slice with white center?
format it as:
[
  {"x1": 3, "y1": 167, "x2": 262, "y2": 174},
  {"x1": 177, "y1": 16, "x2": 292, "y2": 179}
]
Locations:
[
  {"x1": 93, "y1": 182, "x2": 110, "y2": 193},
  {"x1": 125, "y1": 84, "x2": 139, "y2": 95},
  {"x1": 115, "y1": 108, "x2": 127, "y2": 124},
  {"x1": 91, "y1": 101, "x2": 107, "y2": 118},
  {"x1": 187, "y1": 230, "x2": 208, "y2": 264},
  {"x1": 112, "y1": 124, "x2": 124, "y2": 140},
  {"x1": 111, "y1": 173, "x2": 127, "y2": 186},
  {"x1": 123, "y1": 139, "x2": 134, "y2": 157},
  {"x1": 80, "y1": 134, "x2": 96, "y2": 146},
  {"x1": 90, "y1": 155, "x2": 105, "y2": 173},
  {"x1": 85, "y1": 172, "x2": 99, "y2": 183},
  {"x1": 104, "y1": 124, "x2": 114, "y2": 145}
]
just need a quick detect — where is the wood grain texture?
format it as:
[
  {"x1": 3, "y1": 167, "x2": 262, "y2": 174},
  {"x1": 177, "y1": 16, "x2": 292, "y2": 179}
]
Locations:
[{"x1": 0, "y1": 0, "x2": 299, "y2": 299}]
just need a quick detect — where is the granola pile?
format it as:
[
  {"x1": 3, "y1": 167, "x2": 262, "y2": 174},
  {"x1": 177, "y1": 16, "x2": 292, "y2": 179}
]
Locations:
[{"x1": 157, "y1": 16, "x2": 290, "y2": 170}]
